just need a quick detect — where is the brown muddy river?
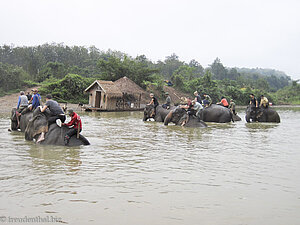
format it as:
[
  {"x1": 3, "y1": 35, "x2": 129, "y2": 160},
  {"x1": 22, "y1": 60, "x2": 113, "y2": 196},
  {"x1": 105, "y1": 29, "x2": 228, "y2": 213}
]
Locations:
[{"x1": 0, "y1": 108, "x2": 299, "y2": 225}]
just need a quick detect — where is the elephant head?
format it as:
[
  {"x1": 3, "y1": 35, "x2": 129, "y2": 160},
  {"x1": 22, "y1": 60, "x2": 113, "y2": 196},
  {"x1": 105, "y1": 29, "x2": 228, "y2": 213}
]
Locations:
[
  {"x1": 143, "y1": 105, "x2": 156, "y2": 121},
  {"x1": 164, "y1": 107, "x2": 187, "y2": 126},
  {"x1": 245, "y1": 105, "x2": 264, "y2": 122},
  {"x1": 25, "y1": 107, "x2": 48, "y2": 141},
  {"x1": 10, "y1": 107, "x2": 33, "y2": 131}
]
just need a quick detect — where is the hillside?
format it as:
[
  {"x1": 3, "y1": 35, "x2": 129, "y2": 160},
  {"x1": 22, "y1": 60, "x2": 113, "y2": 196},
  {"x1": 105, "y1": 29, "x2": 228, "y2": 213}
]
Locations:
[{"x1": 236, "y1": 67, "x2": 290, "y2": 79}]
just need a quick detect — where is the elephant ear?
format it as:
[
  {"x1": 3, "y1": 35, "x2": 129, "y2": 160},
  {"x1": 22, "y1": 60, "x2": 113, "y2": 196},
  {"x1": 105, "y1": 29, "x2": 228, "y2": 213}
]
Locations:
[
  {"x1": 164, "y1": 110, "x2": 173, "y2": 125},
  {"x1": 25, "y1": 113, "x2": 48, "y2": 140}
]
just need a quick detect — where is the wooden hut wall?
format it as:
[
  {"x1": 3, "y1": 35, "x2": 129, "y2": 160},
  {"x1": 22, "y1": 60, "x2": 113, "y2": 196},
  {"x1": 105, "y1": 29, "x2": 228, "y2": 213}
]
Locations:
[
  {"x1": 106, "y1": 96, "x2": 118, "y2": 111},
  {"x1": 88, "y1": 87, "x2": 98, "y2": 107}
]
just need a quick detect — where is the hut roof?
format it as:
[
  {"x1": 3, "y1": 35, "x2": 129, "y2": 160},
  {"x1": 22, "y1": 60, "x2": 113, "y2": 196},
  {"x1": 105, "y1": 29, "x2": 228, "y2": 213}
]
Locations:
[
  {"x1": 84, "y1": 80, "x2": 123, "y2": 97},
  {"x1": 114, "y1": 76, "x2": 145, "y2": 95}
]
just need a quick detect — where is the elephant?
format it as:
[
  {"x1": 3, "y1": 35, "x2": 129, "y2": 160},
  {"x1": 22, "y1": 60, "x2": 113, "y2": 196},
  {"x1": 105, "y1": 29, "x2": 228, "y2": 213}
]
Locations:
[
  {"x1": 200, "y1": 104, "x2": 234, "y2": 123},
  {"x1": 164, "y1": 107, "x2": 207, "y2": 127},
  {"x1": 245, "y1": 105, "x2": 280, "y2": 123},
  {"x1": 10, "y1": 108, "x2": 33, "y2": 132},
  {"x1": 25, "y1": 107, "x2": 90, "y2": 146},
  {"x1": 143, "y1": 105, "x2": 175, "y2": 122}
]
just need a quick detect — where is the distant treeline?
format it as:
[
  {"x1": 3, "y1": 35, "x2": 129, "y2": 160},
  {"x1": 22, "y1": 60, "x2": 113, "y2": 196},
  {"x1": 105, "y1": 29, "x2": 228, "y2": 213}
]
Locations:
[{"x1": 0, "y1": 43, "x2": 298, "y2": 105}]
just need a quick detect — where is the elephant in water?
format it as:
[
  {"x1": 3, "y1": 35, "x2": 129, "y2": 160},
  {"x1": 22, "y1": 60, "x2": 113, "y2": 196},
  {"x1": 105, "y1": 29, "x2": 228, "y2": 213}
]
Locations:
[
  {"x1": 25, "y1": 107, "x2": 90, "y2": 146},
  {"x1": 245, "y1": 105, "x2": 280, "y2": 123},
  {"x1": 143, "y1": 105, "x2": 175, "y2": 122},
  {"x1": 10, "y1": 108, "x2": 33, "y2": 132},
  {"x1": 164, "y1": 107, "x2": 207, "y2": 127},
  {"x1": 200, "y1": 104, "x2": 234, "y2": 123}
]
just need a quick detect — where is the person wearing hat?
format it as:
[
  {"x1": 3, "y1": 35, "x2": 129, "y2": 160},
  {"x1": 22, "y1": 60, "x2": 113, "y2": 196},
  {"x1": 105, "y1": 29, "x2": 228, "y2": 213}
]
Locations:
[
  {"x1": 62, "y1": 109, "x2": 82, "y2": 145},
  {"x1": 162, "y1": 92, "x2": 171, "y2": 109},
  {"x1": 29, "y1": 89, "x2": 41, "y2": 111}
]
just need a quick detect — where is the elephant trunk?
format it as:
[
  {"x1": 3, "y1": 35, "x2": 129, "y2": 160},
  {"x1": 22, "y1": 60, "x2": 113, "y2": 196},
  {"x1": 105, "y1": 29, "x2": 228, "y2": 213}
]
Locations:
[
  {"x1": 245, "y1": 113, "x2": 250, "y2": 123},
  {"x1": 11, "y1": 121, "x2": 18, "y2": 131},
  {"x1": 164, "y1": 111, "x2": 173, "y2": 126},
  {"x1": 25, "y1": 129, "x2": 33, "y2": 141},
  {"x1": 143, "y1": 115, "x2": 147, "y2": 121}
]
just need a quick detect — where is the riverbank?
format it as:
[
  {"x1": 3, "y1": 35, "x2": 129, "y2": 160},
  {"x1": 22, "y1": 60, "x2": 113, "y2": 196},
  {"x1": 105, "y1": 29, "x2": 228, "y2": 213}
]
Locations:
[{"x1": 1, "y1": 89, "x2": 299, "y2": 114}]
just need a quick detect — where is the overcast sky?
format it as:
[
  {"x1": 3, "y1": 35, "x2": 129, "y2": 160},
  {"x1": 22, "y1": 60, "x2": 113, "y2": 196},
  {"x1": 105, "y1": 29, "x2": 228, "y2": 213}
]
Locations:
[{"x1": 1, "y1": 0, "x2": 300, "y2": 79}]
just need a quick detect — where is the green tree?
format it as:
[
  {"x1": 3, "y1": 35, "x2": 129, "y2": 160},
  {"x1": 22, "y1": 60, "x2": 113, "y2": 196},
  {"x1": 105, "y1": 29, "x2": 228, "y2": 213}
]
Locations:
[
  {"x1": 209, "y1": 58, "x2": 227, "y2": 80},
  {"x1": 39, "y1": 74, "x2": 93, "y2": 103},
  {"x1": 37, "y1": 62, "x2": 67, "y2": 82},
  {"x1": 0, "y1": 62, "x2": 30, "y2": 94},
  {"x1": 96, "y1": 54, "x2": 157, "y2": 87}
]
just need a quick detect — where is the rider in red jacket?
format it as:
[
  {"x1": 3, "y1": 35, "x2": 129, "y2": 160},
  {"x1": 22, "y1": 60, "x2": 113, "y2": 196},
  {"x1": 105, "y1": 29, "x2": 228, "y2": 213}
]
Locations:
[{"x1": 62, "y1": 109, "x2": 82, "y2": 145}]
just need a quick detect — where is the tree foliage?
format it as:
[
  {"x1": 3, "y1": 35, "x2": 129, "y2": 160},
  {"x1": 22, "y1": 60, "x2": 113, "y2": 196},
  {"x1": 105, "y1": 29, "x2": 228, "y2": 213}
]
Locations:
[
  {"x1": 0, "y1": 62, "x2": 30, "y2": 95},
  {"x1": 39, "y1": 74, "x2": 93, "y2": 104},
  {"x1": 0, "y1": 43, "x2": 296, "y2": 105}
]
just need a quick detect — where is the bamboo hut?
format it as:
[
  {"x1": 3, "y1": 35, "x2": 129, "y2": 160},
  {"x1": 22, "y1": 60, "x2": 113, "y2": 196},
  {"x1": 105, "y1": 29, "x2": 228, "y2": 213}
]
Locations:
[
  {"x1": 114, "y1": 76, "x2": 148, "y2": 109},
  {"x1": 84, "y1": 77, "x2": 147, "y2": 111}
]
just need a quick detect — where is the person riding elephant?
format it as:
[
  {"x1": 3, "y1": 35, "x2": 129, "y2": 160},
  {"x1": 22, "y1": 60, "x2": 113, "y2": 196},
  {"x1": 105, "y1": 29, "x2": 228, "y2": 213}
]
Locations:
[
  {"x1": 143, "y1": 105, "x2": 174, "y2": 122},
  {"x1": 15, "y1": 91, "x2": 29, "y2": 128},
  {"x1": 162, "y1": 92, "x2": 171, "y2": 109},
  {"x1": 199, "y1": 104, "x2": 234, "y2": 123},
  {"x1": 249, "y1": 94, "x2": 258, "y2": 121},
  {"x1": 25, "y1": 107, "x2": 90, "y2": 146},
  {"x1": 260, "y1": 95, "x2": 269, "y2": 109},
  {"x1": 179, "y1": 99, "x2": 203, "y2": 126},
  {"x1": 29, "y1": 89, "x2": 41, "y2": 111},
  {"x1": 62, "y1": 109, "x2": 82, "y2": 146},
  {"x1": 147, "y1": 93, "x2": 159, "y2": 113},
  {"x1": 40, "y1": 94, "x2": 66, "y2": 126},
  {"x1": 163, "y1": 107, "x2": 207, "y2": 127},
  {"x1": 203, "y1": 94, "x2": 212, "y2": 107},
  {"x1": 245, "y1": 105, "x2": 280, "y2": 123},
  {"x1": 194, "y1": 91, "x2": 202, "y2": 104},
  {"x1": 217, "y1": 96, "x2": 229, "y2": 108}
]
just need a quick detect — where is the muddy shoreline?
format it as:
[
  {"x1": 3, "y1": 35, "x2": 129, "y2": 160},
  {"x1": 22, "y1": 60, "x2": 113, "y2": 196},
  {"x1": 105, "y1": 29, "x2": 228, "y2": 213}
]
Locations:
[{"x1": 0, "y1": 88, "x2": 81, "y2": 114}]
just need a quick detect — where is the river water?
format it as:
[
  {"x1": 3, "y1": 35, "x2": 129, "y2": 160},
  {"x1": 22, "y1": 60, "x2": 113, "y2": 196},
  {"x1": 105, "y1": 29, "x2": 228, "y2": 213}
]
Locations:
[{"x1": 0, "y1": 107, "x2": 299, "y2": 225}]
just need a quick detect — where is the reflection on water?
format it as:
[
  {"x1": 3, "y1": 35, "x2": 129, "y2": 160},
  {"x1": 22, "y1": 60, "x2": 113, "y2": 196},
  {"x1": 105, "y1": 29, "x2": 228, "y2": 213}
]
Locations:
[
  {"x1": 0, "y1": 108, "x2": 300, "y2": 225},
  {"x1": 245, "y1": 122, "x2": 279, "y2": 131}
]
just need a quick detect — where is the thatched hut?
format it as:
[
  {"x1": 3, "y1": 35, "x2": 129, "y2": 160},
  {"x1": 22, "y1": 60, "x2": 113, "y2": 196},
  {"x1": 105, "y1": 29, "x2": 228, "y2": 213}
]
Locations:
[
  {"x1": 84, "y1": 77, "x2": 148, "y2": 111},
  {"x1": 114, "y1": 76, "x2": 148, "y2": 109},
  {"x1": 84, "y1": 80, "x2": 123, "y2": 110}
]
